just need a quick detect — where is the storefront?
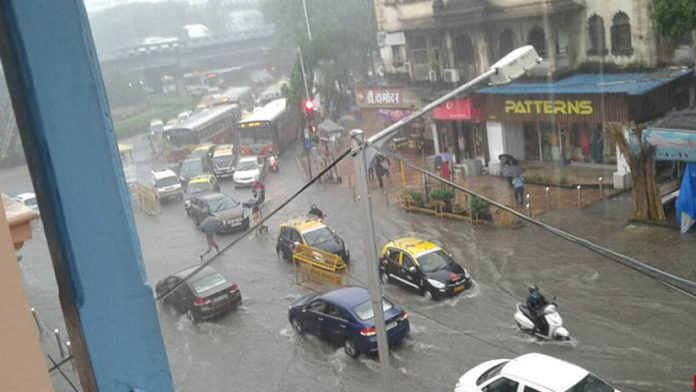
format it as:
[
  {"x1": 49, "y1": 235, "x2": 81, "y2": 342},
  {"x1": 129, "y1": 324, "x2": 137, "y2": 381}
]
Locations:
[
  {"x1": 432, "y1": 98, "x2": 488, "y2": 164},
  {"x1": 477, "y1": 69, "x2": 693, "y2": 184}
]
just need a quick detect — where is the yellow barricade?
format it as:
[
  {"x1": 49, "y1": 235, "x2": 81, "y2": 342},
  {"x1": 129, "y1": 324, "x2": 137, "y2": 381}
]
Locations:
[
  {"x1": 136, "y1": 182, "x2": 162, "y2": 216},
  {"x1": 292, "y1": 244, "x2": 348, "y2": 289}
]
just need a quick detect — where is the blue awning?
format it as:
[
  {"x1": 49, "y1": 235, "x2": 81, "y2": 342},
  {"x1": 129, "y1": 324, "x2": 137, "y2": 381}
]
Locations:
[{"x1": 478, "y1": 68, "x2": 693, "y2": 96}]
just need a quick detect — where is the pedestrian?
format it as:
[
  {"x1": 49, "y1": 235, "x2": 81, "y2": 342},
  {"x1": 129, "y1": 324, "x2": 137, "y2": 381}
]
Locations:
[
  {"x1": 198, "y1": 216, "x2": 221, "y2": 261},
  {"x1": 375, "y1": 160, "x2": 385, "y2": 188},
  {"x1": 252, "y1": 206, "x2": 267, "y2": 234},
  {"x1": 512, "y1": 174, "x2": 525, "y2": 206}
]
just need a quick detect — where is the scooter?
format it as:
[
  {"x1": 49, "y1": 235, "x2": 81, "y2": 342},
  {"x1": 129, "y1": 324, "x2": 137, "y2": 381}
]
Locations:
[
  {"x1": 242, "y1": 189, "x2": 265, "y2": 209},
  {"x1": 514, "y1": 301, "x2": 570, "y2": 341},
  {"x1": 268, "y1": 155, "x2": 279, "y2": 173}
]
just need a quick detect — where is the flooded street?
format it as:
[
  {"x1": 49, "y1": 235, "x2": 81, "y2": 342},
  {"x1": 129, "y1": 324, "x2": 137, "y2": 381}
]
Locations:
[{"x1": 8, "y1": 136, "x2": 695, "y2": 392}]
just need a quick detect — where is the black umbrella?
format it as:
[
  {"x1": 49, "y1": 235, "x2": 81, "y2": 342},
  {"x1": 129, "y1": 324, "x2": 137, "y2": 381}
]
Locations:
[
  {"x1": 200, "y1": 216, "x2": 224, "y2": 234},
  {"x1": 498, "y1": 154, "x2": 520, "y2": 166},
  {"x1": 501, "y1": 164, "x2": 523, "y2": 178}
]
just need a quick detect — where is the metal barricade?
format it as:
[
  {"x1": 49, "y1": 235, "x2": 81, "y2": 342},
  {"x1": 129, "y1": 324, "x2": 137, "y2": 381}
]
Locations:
[
  {"x1": 292, "y1": 244, "x2": 349, "y2": 290},
  {"x1": 136, "y1": 182, "x2": 162, "y2": 216}
]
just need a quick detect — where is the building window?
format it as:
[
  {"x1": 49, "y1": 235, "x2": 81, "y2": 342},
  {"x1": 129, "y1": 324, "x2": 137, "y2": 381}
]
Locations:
[
  {"x1": 528, "y1": 26, "x2": 547, "y2": 58},
  {"x1": 499, "y1": 29, "x2": 515, "y2": 58},
  {"x1": 611, "y1": 12, "x2": 633, "y2": 56},
  {"x1": 392, "y1": 45, "x2": 405, "y2": 66},
  {"x1": 452, "y1": 33, "x2": 476, "y2": 79},
  {"x1": 587, "y1": 15, "x2": 607, "y2": 56},
  {"x1": 409, "y1": 34, "x2": 429, "y2": 65}
]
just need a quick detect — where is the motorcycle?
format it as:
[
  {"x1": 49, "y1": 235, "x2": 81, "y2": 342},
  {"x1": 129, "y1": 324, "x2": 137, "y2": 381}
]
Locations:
[
  {"x1": 514, "y1": 300, "x2": 570, "y2": 341},
  {"x1": 268, "y1": 155, "x2": 279, "y2": 173},
  {"x1": 242, "y1": 189, "x2": 265, "y2": 209}
]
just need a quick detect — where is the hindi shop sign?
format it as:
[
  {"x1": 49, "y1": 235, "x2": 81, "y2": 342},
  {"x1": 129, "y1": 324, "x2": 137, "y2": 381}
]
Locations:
[{"x1": 355, "y1": 86, "x2": 421, "y2": 109}]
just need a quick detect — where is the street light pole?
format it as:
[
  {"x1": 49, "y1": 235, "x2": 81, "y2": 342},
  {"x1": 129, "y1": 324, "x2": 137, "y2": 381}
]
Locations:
[
  {"x1": 301, "y1": 0, "x2": 313, "y2": 41},
  {"x1": 351, "y1": 129, "x2": 393, "y2": 391},
  {"x1": 298, "y1": 48, "x2": 313, "y2": 178},
  {"x1": 350, "y1": 46, "x2": 542, "y2": 392}
]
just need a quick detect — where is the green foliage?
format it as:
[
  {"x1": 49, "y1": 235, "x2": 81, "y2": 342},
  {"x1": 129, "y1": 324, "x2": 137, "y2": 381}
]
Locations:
[
  {"x1": 653, "y1": 0, "x2": 696, "y2": 39},
  {"x1": 430, "y1": 188, "x2": 454, "y2": 204},
  {"x1": 469, "y1": 195, "x2": 490, "y2": 217},
  {"x1": 402, "y1": 189, "x2": 424, "y2": 206},
  {"x1": 112, "y1": 96, "x2": 197, "y2": 139}
]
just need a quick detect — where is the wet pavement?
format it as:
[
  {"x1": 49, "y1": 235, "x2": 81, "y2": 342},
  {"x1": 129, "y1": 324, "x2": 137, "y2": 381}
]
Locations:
[{"x1": 3, "y1": 135, "x2": 696, "y2": 392}]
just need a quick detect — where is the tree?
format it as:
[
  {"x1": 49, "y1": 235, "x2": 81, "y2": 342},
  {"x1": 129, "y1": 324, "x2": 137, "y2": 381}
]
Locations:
[
  {"x1": 653, "y1": 0, "x2": 696, "y2": 39},
  {"x1": 606, "y1": 123, "x2": 665, "y2": 221},
  {"x1": 261, "y1": 0, "x2": 377, "y2": 115}
]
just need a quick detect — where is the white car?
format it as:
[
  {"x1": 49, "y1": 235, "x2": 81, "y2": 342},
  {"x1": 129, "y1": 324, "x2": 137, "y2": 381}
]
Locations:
[
  {"x1": 151, "y1": 169, "x2": 183, "y2": 202},
  {"x1": 454, "y1": 353, "x2": 618, "y2": 392},
  {"x1": 233, "y1": 156, "x2": 264, "y2": 187},
  {"x1": 11, "y1": 192, "x2": 39, "y2": 215}
]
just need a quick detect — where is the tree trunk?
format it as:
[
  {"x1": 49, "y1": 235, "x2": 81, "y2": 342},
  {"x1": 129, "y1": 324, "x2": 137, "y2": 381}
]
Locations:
[{"x1": 606, "y1": 123, "x2": 665, "y2": 221}]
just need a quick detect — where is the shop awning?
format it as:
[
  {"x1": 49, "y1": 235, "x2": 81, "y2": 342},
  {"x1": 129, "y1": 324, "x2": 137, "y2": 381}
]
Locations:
[
  {"x1": 644, "y1": 109, "x2": 696, "y2": 162},
  {"x1": 478, "y1": 68, "x2": 693, "y2": 96},
  {"x1": 433, "y1": 98, "x2": 483, "y2": 122}
]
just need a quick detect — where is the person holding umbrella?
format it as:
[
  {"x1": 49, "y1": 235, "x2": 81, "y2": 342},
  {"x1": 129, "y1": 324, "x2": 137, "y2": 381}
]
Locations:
[{"x1": 199, "y1": 215, "x2": 222, "y2": 261}]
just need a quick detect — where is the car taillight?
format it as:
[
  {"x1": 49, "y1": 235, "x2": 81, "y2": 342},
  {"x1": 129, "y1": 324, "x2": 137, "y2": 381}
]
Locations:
[
  {"x1": 360, "y1": 327, "x2": 376, "y2": 337},
  {"x1": 399, "y1": 311, "x2": 408, "y2": 321},
  {"x1": 229, "y1": 284, "x2": 238, "y2": 293},
  {"x1": 193, "y1": 298, "x2": 211, "y2": 306}
]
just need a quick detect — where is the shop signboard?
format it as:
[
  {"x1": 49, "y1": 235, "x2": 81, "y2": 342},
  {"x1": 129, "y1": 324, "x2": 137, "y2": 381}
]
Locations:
[
  {"x1": 482, "y1": 95, "x2": 628, "y2": 123},
  {"x1": 355, "y1": 85, "x2": 421, "y2": 109},
  {"x1": 433, "y1": 98, "x2": 483, "y2": 122},
  {"x1": 641, "y1": 128, "x2": 696, "y2": 162}
]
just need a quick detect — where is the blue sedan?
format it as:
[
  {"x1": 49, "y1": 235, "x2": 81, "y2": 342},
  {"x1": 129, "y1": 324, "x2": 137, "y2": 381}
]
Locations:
[{"x1": 288, "y1": 286, "x2": 410, "y2": 358}]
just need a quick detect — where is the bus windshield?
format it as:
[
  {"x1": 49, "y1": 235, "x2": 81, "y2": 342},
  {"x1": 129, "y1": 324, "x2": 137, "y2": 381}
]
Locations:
[{"x1": 239, "y1": 125, "x2": 273, "y2": 145}]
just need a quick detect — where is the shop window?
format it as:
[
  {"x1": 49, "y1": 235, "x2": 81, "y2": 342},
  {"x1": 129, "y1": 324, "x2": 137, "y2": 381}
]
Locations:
[
  {"x1": 498, "y1": 29, "x2": 515, "y2": 58},
  {"x1": 528, "y1": 26, "x2": 547, "y2": 58},
  {"x1": 587, "y1": 14, "x2": 607, "y2": 56},
  {"x1": 611, "y1": 12, "x2": 633, "y2": 56}
]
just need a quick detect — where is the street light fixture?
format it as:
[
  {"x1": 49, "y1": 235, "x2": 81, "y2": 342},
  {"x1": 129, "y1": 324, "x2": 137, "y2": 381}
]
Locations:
[{"x1": 351, "y1": 46, "x2": 541, "y2": 392}]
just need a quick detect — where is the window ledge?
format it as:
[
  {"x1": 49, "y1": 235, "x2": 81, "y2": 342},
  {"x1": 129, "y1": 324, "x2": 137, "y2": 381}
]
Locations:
[
  {"x1": 612, "y1": 48, "x2": 634, "y2": 56},
  {"x1": 587, "y1": 49, "x2": 609, "y2": 56}
]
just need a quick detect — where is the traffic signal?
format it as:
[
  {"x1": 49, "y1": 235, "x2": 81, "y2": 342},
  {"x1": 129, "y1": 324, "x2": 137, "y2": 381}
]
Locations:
[{"x1": 304, "y1": 99, "x2": 314, "y2": 112}]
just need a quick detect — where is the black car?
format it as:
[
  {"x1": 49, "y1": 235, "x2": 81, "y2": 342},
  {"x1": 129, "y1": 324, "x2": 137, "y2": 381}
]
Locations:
[
  {"x1": 179, "y1": 157, "x2": 206, "y2": 189},
  {"x1": 189, "y1": 192, "x2": 249, "y2": 232},
  {"x1": 379, "y1": 238, "x2": 471, "y2": 301},
  {"x1": 288, "y1": 286, "x2": 409, "y2": 358},
  {"x1": 155, "y1": 265, "x2": 242, "y2": 321}
]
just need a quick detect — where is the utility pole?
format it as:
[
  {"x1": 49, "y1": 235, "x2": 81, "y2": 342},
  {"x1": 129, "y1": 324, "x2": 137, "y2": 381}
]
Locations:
[{"x1": 299, "y1": 0, "x2": 314, "y2": 179}]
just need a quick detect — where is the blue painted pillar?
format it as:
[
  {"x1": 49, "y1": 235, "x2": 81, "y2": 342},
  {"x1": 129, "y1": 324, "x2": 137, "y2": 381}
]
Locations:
[{"x1": 0, "y1": 1, "x2": 174, "y2": 391}]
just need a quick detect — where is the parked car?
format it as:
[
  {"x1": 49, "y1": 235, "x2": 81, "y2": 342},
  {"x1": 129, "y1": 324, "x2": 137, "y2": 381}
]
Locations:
[
  {"x1": 150, "y1": 169, "x2": 183, "y2": 202},
  {"x1": 11, "y1": 192, "x2": 39, "y2": 214},
  {"x1": 233, "y1": 156, "x2": 265, "y2": 187},
  {"x1": 155, "y1": 265, "x2": 241, "y2": 321},
  {"x1": 188, "y1": 192, "x2": 249, "y2": 232},
  {"x1": 379, "y1": 237, "x2": 471, "y2": 301},
  {"x1": 276, "y1": 217, "x2": 349, "y2": 262},
  {"x1": 454, "y1": 353, "x2": 619, "y2": 392},
  {"x1": 184, "y1": 174, "x2": 220, "y2": 214},
  {"x1": 179, "y1": 157, "x2": 206, "y2": 188},
  {"x1": 211, "y1": 144, "x2": 236, "y2": 178},
  {"x1": 288, "y1": 286, "x2": 409, "y2": 358}
]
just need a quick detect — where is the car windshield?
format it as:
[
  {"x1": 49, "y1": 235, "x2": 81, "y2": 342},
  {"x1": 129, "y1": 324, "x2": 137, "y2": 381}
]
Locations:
[
  {"x1": 565, "y1": 375, "x2": 614, "y2": 392},
  {"x1": 24, "y1": 196, "x2": 37, "y2": 206},
  {"x1": 155, "y1": 176, "x2": 179, "y2": 188},
  {"x1": 236, "y1": 161, "x2": 258, "y2": 171},
  {"x1": 181, "y1": 160, "x2": 204, "y2": 176},
  {"x1": 214, "y1": 155, "x2": 234, "y2": 166},
  {"x1": 302, "y1": 227, "x2": 335, "y2": 247},
  {"x1": 187, "y1": 181, "x2": 211, "y2": 194},
  {"x1": 191, "y1": 272, "x2": 227, "y2": 294},
  {"x1": 353, "y1": 299, "x2": 394, "y2": 321},
  {"x1": 209, "y1": 196, "x2": 238, "y2": 212},
  {"x1": 476, "y1": 361, "x2": 508, "y2": 386},
  {"x1": 416, "y1": 250, "x2": 452, "y2": 273}
]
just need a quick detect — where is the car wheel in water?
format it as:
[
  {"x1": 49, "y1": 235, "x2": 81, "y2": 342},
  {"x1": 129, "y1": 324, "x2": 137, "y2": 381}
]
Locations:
[
  {"x1": 186, "y1": 309, "x2": 196, "y2": 321},
  {"x1": 423, "y1": 290, "x2": 433, "y2": 301},
  {"x1": 344, "y1": 339, "x2": 359, "y2": 358},
  {"x1": 291, "y1": 317, "x2": 304, "y2": 335},
  {"x1": 380, "y1": 271, "x2": 390, "y2": 285},
  {"x1": 276, "y1": 247, "x2": 286, "y2": 262}
]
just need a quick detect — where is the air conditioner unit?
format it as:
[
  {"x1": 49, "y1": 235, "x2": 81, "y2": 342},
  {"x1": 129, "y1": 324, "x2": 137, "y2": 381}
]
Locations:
[
  {"x1": 428, "y1": 69, "x2": 438, "y2": 82},
  {"x1": 443, "y1": 68, "x2": 460, "y2": 83}
]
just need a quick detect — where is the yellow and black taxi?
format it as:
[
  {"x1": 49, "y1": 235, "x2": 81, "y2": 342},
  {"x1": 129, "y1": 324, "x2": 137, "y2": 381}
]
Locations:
[
  {"x1": 379, "y1": 237, "x2": 471, "y2": 301},
  {"x1": 184, "y1": 174, "x2": 220, "y2": 214},
  {"x1": 276, "y1": 217, "x2": 349, "y2": 263}
]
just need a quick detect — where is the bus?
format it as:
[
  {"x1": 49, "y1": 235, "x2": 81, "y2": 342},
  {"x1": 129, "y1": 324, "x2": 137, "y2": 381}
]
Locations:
[
  {"x1": 257, "y1": 79, "x2": 288, "y2": 107},
  {"x1": 160, "y1": 103, "x2": 241, "y2": 163},
  {"x1": 236, "y1": 98, "x2": 297, "y2": 158}
]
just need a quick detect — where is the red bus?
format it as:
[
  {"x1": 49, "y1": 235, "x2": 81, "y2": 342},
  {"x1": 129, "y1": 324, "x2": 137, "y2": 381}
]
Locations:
[
  {"x1": 161, "y1": 103, "x2": 241, "y2": 163},
  {"x1": 236, "y1": 98, "x2": 297, "y2": 158}
]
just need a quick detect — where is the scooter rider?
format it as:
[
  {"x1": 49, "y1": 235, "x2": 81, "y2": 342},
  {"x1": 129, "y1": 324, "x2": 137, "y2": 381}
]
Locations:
[
  {"x1": 308, "y1": 204, "x2": 324, "y2": 219},
  {"x1": 526, "y1": 285, "x2": 548, "y2": 333}
]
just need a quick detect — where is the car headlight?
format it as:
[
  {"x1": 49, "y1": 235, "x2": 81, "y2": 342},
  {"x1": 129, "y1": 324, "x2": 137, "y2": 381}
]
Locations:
[
  {"x1": 463, "y1": 269, "x2": 470, "y2": 279},
  {"x1": 184, "y1": 200, "x2": 191, "y2": 208},
  {"x1": 427, "y1": 279, "x2": 445, "y2": 289}
]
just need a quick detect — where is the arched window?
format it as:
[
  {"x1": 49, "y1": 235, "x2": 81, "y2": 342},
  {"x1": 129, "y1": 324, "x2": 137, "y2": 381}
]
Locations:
[
  {"x1": 499, "y1": 29, "x2": 515, "y2": 58},
  {"x1": 453, "y1": 33, "x2": 477, "y2": 79},
  {"x1": 528, "y1": 26, "x2": 547, "y2": 58},
  {"x1": 611, "y1": 12, "x2": 633, "y2": 56},
  {"x1": 587, "y1": 14, "x2": 607, "y2": 55}
]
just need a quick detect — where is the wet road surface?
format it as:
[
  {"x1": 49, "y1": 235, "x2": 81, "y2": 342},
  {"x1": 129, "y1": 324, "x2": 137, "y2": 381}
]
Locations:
[{"x1": 4, "y1": 137, "x2": 696, "y2": 392}]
